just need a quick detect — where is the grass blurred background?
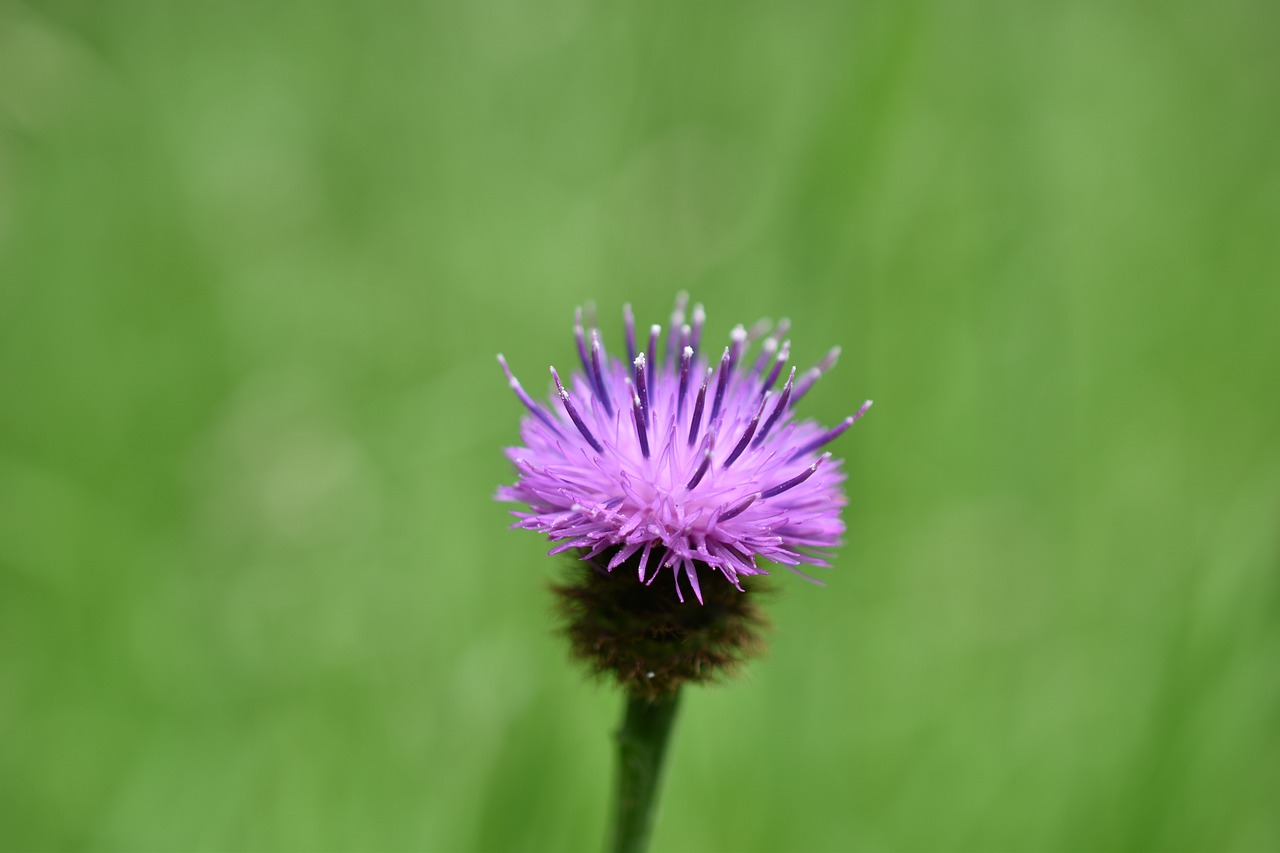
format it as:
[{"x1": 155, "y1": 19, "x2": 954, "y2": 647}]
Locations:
[{"x1": 2, "y1": 1, "x2": 1278, "y2": 851}]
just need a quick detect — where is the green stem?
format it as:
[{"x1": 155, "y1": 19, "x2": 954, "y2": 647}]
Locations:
[{"x1": 608, "y1": 689, "x2": 682, "y2": 853}]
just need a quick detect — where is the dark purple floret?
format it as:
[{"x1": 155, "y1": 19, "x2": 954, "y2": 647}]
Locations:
[{"x1": 497, "y1": 295, "x2": 871, "y2": 603}]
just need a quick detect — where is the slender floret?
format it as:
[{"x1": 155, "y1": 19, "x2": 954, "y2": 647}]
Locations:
[{"x1": 497, "y1": 296, "x2": 871, "y2": 603}]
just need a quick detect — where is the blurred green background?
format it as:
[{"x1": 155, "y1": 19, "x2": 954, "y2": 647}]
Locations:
[{"x1": 2, "y1": 1, "x2": 1278, "y2": 851}]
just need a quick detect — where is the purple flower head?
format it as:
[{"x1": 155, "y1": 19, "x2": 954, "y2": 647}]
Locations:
[{"x1": 497, "y1": 295, "x2": 871, "y2": 604}]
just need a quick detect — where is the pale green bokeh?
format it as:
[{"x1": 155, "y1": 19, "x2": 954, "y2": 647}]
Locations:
[{"x1": 1, "y1": 2, "x2": 1277, "y2": 851}]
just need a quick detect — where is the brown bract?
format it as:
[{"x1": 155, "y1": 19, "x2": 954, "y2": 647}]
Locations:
[{"x1": 552, "y1": 549, "x2": 771, "y2": 701}]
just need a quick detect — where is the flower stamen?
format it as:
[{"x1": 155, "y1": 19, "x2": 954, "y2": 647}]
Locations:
[
  {"x1": 761, "y1": 340, "x2": 790, "y2": 397},
  {"x1": 646, "y1": 325, "x2": 660, "y2": 389},
  {"x1": 623, "y1": 303, "x2": 637, "y2": 365},
  {"x1": 723, "y1": 393, "x2": 768, "y2": 469},
  {"x1": 750, "y1": 337, "x2": 778, "y2": 379},
  {"x1": 677, "y1": 345, "x2": 693, "y2": 418},
  {"x1": 719, "y1": 492, "x2": 759, "y2": 521},
  {"x1": 634, "y1": 353, "x2": 651, "y2": 427},
  {"x1": 761, "y1": 453, "x2": 830, "y2": 500},
  {"x1": 753, "y1": 367, "x2": 795, "y2": 448},
  {"x1": 685, "y1": 432, "x2": 714, "y2": 490},
  {"x1": 791, "y1": 346, "x2": 841, "y2": 408},
  {"x1": 552, "y1": 366, "x2": 604, "y2": 453},
  {"x1": 668, "y1": 292, "x2": 688, "y2": 362},
  {"x1": 626, "y1": 377, "x2": 650, "y2": 459},
  {"x1": 497, "y1": 354, "x2": 563, "y2": 436},
  {"x1": 788, "y1": 400, "x2": 873, "y2": 461},
  {"x1": 689, "y1": 303, "x2": 705, "y2": 355},
  {"x1": 687, "y1": 366, "x2": 712, "y2": 447},
  {"x1": 590, "y1": 330, "x2": 614, "y2": 417},
  {"x1": 709, "y1": 346, "x2": 732, "y2": 426}
]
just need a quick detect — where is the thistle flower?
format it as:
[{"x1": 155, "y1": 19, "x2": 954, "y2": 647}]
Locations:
[
  {"x1": 497, "y1": 295, "x2": 871, "y2": 603},
  {"x1": 498, "y1": 295, "x2": 871, "y2": 853}
]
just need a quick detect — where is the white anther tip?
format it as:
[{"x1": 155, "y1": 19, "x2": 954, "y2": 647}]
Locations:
[{"x1": 683, "y1": 345, "x2": 693, "y2": 358}]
